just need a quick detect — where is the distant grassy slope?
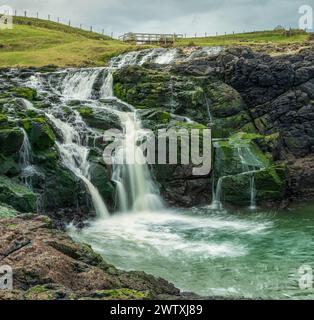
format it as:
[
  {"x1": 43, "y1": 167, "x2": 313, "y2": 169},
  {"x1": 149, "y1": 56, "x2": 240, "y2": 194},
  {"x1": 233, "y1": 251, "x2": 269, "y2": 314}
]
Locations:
[
  {"x1": 176, "y1": 30, "x2": 309, "y2": 47},
  {"x1": 0, "y1": 17, "x2": 139, "y2": 67}
]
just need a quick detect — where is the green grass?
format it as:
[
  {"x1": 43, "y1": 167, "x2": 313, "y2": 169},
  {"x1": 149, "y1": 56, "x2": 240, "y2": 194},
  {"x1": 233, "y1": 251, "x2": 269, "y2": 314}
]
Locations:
[
  {"x1": 0, "y1": 18, "x2": 311, "y2": 68},
  {"x1": 176, "y1": 30, "x2": 309, "y2": 48},
  {"x1": 0, "y1": 17, "x2": 142, "y2": 67}
]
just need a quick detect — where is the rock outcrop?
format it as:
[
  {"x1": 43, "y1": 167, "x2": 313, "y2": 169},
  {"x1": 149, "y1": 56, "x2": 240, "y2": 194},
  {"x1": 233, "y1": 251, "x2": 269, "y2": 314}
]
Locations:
[{"x1": 0, "y1": 215, "x2": 182, "y2": 300}]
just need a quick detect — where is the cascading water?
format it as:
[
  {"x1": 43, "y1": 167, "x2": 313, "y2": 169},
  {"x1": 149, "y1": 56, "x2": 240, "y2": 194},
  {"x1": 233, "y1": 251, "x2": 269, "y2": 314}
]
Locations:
[
  {"x1": 19, "y1": 128, "x2": 34, "y2": 188},
  {"x1": 27, "y1": 48, "x2": 186, "y2": 217},
  {"x1": 61, "y1": 68, "x2": 103, "y2": 100},
  {"x1": 46, "y1": 112, "x2": 109, "y2": 218},
  {"x1": 211, "y1": 140, "x2": 265, "y2": 210},
  {"x1": 111, "y1": 111, "x2": 163, "y2": 212},
  {"x1": 237, "y1": 146, "x2": 264, "y2": 210}
]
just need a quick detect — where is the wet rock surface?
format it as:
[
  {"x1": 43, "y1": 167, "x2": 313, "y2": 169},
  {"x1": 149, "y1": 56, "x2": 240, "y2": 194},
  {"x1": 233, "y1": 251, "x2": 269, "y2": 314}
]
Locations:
[
  {"x1": 0, "y1": 215, "x2": 185, "y2": 300},
  {"x1": 113, "y1": 46, "x2": 314, "y2": 206}
]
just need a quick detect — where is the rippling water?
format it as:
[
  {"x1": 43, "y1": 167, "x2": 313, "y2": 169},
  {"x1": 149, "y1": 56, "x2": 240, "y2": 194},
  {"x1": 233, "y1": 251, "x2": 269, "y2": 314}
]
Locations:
[{"x1": 69, "y1": 203, "x2": 314, "y2": 299}]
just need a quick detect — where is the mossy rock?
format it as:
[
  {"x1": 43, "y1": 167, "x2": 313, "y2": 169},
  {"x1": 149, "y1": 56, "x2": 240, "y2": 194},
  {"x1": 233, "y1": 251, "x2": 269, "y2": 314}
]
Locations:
[
  {"x1": 211, "y1": 111, "x2": 252, "y2": 138},
  {"x1": 139, "y1": 108, "x2": 172, "y2": 129},
  {"x1": 0, "y1": 127, "x2": 24, "y2": 155},
  {"x1": 205, "y1": 81, "x2": 245, "y2": 118},
  {"x1": 0, "y1": 203, "x2": 19, "y2": 218},
  {"x1": 212, "y1": 134, "x2": 270, "y2": 178},
  {"x1": 21, "y1": 118, "x2": 55, "y2": 150},
  {"x1": 0, "y1": 154, "x2": 20, "y2": 175},
  {"x1": 89, "y1": 162, "x2": 114, "y2": 204},
  {"x1": 91, "y1": 288, "x2": 150, "y2": 300},
  {"x1": 24, "y1": 284, "x2": 75, "y2": 300},
  {"x1": 0, "y1": 175, "x2": 36, "y2": 213},
  {"x1": 76, "y1": 106, "x2": 122, "y2": 131},
  {"x1": 10, "y1": 87, "x2": 37, "y2": 101},
  {"x1": 0, "y1": 113, "x2": 9, "y2": 129},
  {"x1": 222, "y1": 165, "x2": 285, "y2": 205}
]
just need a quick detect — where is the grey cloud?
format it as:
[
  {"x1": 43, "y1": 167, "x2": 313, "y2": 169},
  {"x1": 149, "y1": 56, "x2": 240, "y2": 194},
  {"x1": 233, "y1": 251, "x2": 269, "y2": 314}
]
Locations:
[{"x1": 8, "y1": 0, "x2": 309, "y2": 36}]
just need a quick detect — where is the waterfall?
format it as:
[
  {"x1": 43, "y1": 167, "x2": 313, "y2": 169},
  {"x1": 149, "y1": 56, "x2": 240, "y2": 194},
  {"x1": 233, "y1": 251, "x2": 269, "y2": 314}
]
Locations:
[
  {"x1": 111, "y1": 112, "x2": 163, "y2": 212},
  {"x1": 46, "y1": 113, "x2": 109, "y2": 218},
  {"x1": 249, "y1": 175, "x2": 257, "y2": 210},
  {"x1": 19, "y1": 128, "x2": 32, "y2": 169},
  {"x1": 237, "y1": 146, "x2": 264, "y2": 210},
  {"x1": 19, "y1": 128, "x2": 35, "y2": 188},
  {"x1": 100, "y1": 71, "x2": 114, "y2": 98},
  {"x1": 211, "y1": 177, "x2": 224, "y2": 210},
  {"x1": 26, "y1": 47, "x2": 227, "y2": 218},
  {"x1": 211, "y1": 140, "x2": 264, "y2": 210},
  {"x1": 61, "y1": 68, "x2": 103, "y2": 100}
]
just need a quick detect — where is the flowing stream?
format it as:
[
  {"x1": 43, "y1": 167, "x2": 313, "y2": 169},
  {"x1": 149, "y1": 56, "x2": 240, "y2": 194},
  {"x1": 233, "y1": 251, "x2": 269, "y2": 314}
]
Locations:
[{"x1": 23, "y1": 47, "x2": 314, "y2": 299}]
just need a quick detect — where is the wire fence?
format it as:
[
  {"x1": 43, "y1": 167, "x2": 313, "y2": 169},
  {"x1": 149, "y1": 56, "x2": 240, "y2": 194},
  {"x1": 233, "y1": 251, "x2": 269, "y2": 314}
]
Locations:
[{"x1": 12, "y1": 9, "x2": 115, "y2": 39}]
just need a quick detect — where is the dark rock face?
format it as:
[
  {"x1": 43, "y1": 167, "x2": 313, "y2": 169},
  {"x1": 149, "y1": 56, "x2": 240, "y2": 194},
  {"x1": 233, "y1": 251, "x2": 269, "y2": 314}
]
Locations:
[
  {"x1": 113, "y1": 46, "x2": 314, "y2": 206},
  {"x1": 172, "y1": 47, "x2": 314, "y2": 161},
  {"x1": 0, "y1": 215, "x2": 182, "y2": 300}
]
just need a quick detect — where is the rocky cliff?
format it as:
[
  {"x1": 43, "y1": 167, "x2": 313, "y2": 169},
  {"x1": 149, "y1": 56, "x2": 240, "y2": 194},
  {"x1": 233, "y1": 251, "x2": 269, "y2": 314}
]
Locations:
[{"x1": 1, "y1": 46, "x2": 314, "y2": 299}]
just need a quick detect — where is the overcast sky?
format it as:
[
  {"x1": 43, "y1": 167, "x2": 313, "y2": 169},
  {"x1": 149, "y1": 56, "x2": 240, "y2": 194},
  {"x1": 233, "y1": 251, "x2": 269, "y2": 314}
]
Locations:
[{"x1": 6, "y1": 0, "x2": 311, "y2": 37}]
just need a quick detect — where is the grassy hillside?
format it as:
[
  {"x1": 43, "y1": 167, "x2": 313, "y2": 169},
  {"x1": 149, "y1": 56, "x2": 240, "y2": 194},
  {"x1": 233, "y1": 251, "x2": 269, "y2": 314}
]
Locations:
[
  {"x1": 0, "y1": 17, "x2": 311, "y2": 67},
  {"x1": 176, "y1": 30, "x2": 309, "y2": 48},
  {"x1": 0, "y1": 17, "x2": 139, "y2": 67}
]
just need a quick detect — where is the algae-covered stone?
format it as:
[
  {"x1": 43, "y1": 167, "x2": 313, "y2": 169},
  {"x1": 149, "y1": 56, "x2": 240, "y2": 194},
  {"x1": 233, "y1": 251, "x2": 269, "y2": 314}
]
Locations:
[
  {"x1": 0, "y1": 127, "x2": 24, "y2": 155},
  {"x1": 24, "y1": 284, "x2": 76, "y2": 300},
  {"x1": 0, "y1": 113, "x2": 9, "y2": 129},
  {"x1": 89, "y1": 162, "x2": 114, "y2": 206},
  {"x1": 11, "y1": 87, "x2": 37, "y2": 101},
  {"x1": 222, "y1": 165, "x2": 285, "y2": 205},
  {"x1": 91, "y1": 288, "x2": 150, "y2": 300},
  {"x1": 205, "y1": 81, "x2": 245, "y2": 118},
  {"x1": 0, "y1": 175, "x2": 36, "y2": 212},
  {"x1": 21, "y1": 118, "x2": 55, "y2": 150},
  {"x1": 76, "y1": 106, "x2": 122, "y2": 131},
  {"x1": 0, "y1": 203, "x2": 19, "y2": 218},
  {"x1": 0, "y1": 154, "x2": 20, "y2": 175}
]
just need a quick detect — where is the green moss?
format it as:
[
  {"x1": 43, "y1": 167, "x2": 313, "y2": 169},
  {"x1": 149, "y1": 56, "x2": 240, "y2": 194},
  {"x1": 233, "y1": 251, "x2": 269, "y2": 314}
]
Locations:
[
  {"x1": 77, "y1": 107, "x2": 93, "y2": 117},
  {"x1": 0, "y1": 175, "x2": 36, "y2": 213},
  {"x1": 11, "y1": 87, "x2": 37, "y2": 101},
  {"x1": 0, "y1": 128, "x2": 24, "y2": 155},
  {"x1": 21, "y1": 118, "x2": 55, "y2": 150},
  {"x1": 220, "y1": 164, "x2": 285, "y2": 205},
  {"x1": 0, "y1": 113, "x2": 8, "y2": 129},
  {"x1": 113, "y1": 83, "x2": 127, "y2": 100},
  {"x1": 0, "y1": 203, "x2": 19, "y2": 218},
  {"x1": 174, "y1": 121, "x2": 207, "y2": 130},
  {"x1": 92, "y1": 288, "x2": 150, "y2": 300},
  {"x1": 24, "y1": 285, "x2": 60, "y2": 300}
]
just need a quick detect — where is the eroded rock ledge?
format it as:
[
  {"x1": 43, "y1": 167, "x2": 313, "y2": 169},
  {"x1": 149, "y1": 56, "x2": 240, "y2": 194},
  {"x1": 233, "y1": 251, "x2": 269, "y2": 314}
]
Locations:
[{"x1": 0, "y1": 215, "x2": 189, "y2": 300}]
